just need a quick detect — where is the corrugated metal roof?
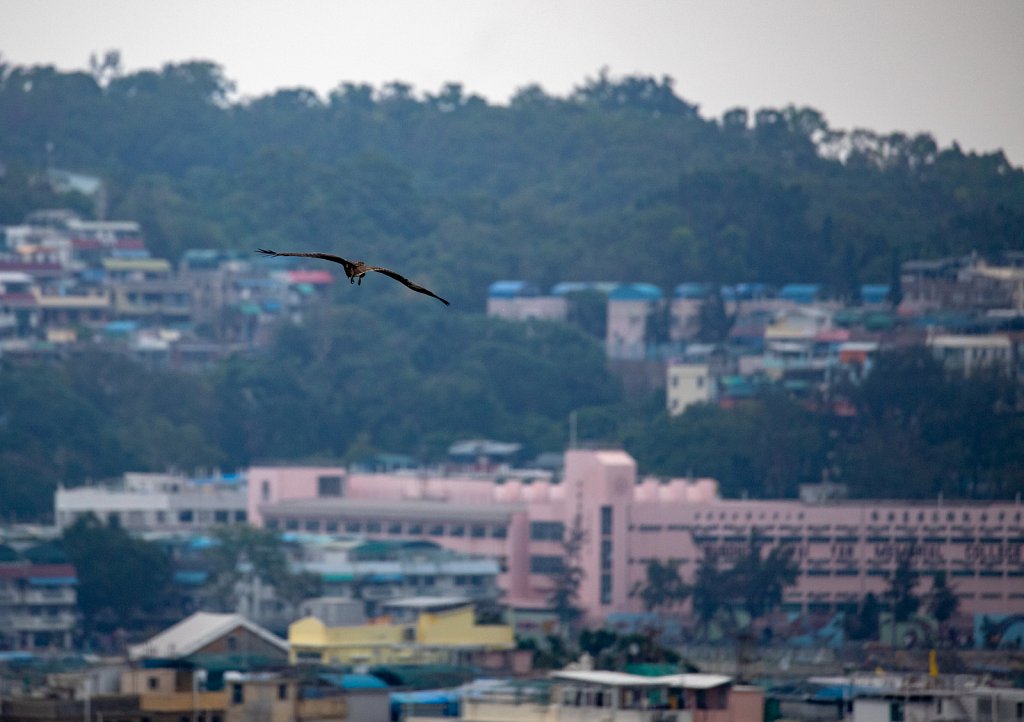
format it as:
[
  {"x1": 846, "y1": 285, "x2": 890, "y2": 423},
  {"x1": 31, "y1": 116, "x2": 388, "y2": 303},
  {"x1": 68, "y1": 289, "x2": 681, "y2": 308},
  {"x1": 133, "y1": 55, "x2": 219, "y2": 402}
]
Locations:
[
  {"x1": 128, "y1": 611, "x2": 287, "y2": 661},
  {"x1": 552, "y1": 670, "x2": 732, "y2": 690}
]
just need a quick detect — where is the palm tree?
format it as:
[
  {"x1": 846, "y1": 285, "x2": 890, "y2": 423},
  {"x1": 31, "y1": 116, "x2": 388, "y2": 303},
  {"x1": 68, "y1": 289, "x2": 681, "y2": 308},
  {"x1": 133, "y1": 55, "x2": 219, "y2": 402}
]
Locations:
[{"x1": 630, "y1": 559, "x2": 690, "y2": 614}]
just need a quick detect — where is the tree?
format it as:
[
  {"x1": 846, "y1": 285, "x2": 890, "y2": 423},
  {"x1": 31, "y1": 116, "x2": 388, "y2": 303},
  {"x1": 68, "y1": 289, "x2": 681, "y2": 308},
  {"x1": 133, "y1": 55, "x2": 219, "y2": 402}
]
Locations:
[
  {"x1": 61, "y1": 514, "x2": 172, "y2": 633},
  {"x1": 565, "y1": 289, "x2": 608, "y2": 340},
  {"x1": 205, "y1": 526, "x2": 321, "y2": 611},
  {"x1": 884, "y1": 547, "x2": 921, "y2": 624},
  {"x1": 846, "y1": 592, "x2": 882, "y2": 641},
  {"x1": 630, "y1": 559, "x2": 689, "y2": 613},
  {"x1": 696, "y1": 289, "x2": 734, "y2": 343},
  {"x1": 547, "y1": 509, "x2": 586, "y2": 628},
  {"x1": 691, "y1": 553, "x2": 728, "y2": 638},
  {"x1": 731, "y1": 537, "x2": 799, "y2": 620},
  {"x1": 927, "y1": 571, "x2": 959, "y2": 645}
]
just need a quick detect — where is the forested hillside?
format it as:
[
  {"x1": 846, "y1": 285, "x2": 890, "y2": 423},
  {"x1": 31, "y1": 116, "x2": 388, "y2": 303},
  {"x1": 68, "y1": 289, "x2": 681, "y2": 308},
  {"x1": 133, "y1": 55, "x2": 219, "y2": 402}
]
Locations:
[
  {"x1": 1, "y1": 60, "x2": 1023, "y2": 520},
  {"x1": 2, "y1": 61, "x2": 1023, "y2": 306}
]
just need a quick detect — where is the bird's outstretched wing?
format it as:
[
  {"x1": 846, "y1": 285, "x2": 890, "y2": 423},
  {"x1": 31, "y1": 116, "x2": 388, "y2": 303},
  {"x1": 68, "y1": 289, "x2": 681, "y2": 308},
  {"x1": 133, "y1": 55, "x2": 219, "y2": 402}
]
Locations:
[
  {"x1": 367, "y1": 266, "x2": 451, "y2": 306},
  {"x1": 256, "y1": 248, "x2": 357, "y2": 275},
  {"x1": 256, "y1": 248, "x2": 450, "y2": 306}
]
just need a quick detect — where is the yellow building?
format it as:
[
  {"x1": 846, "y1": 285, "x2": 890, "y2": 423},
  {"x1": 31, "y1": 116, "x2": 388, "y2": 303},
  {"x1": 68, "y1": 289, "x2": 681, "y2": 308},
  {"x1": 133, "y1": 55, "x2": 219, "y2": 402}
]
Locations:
[{"x1": 289, "y1": 599, "x2": 521, "y2": 671}]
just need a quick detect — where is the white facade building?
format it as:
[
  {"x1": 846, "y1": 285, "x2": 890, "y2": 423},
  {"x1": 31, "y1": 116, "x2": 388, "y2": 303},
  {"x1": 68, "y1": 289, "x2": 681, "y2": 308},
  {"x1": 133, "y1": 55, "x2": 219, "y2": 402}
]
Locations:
[
  {"x1": 666, "y1": 362, "x2": 715, "y2": 416},
  {"x1": 55, "y1": 471, "x2": 247, "y2": 532}
]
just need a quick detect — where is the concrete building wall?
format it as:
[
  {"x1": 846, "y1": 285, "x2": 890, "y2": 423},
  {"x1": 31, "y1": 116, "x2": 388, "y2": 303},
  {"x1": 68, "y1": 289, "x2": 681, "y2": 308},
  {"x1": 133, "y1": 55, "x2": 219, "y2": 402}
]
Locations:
[
  {"x1": 486, "y1": 296, "x2": 567, "y2": 322},
  {"x1": 666, "y1": 362, "x2": 714, "y2": 415},
  {"x1": 250, "y1": 452, "x2": 1024, "y2": 621}
]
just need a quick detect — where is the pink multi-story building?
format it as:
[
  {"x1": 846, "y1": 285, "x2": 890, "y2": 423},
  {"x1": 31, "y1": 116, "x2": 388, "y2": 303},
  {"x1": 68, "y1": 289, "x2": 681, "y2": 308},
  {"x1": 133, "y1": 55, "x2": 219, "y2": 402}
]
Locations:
[{"x1": 250, "y1": 450, "x2": 1024, "y2": 621}]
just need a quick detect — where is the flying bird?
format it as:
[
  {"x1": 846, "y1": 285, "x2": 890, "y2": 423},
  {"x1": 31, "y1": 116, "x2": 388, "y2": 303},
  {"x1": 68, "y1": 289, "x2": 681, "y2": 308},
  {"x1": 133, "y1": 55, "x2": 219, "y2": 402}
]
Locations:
[{"x1": 256, "y1": 248, "x2": 450, "y2": 306}]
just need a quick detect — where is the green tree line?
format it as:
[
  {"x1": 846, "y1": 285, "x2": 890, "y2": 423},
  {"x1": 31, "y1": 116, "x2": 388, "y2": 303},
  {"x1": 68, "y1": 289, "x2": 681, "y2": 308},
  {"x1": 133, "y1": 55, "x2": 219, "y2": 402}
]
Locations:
[{"x1": 1, "y1": 61, "x2": 1022, "y2": 306}]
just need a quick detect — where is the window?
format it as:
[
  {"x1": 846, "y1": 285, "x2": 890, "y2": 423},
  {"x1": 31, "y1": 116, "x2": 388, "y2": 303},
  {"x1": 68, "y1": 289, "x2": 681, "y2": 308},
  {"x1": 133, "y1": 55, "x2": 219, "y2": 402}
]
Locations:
[
  {"x1": 231, "y1": 683, "x2": 243, "y2": 704},
  {"x1": 450, "y1": 525, "x2": 465, "y2": 537},
  {"x1": 491, "y1": 525, "x2": 507, "y2": 539},
  {"x1": 530, "y1": 556, "x2": 564, "y2": 573},
  {"x1": 261, "y1": 480, "x2": 270, "y2": 501},
  {"x1": 889, "y1": 701, "x2": 905, "y2": 721},
  {"x1": 366, "y1": 522, "x2": 381, "y2": 533},
  {"x1": 388, "y1": 522, "x2": 403, "y2": 535},
  {"x1": 471, "y1": 525, "x2": 486, "y2": 538},
  {"x1": 600, "y1": 573, "x2": 612, "y2": 604},
  {"x1": 277, "y1": 683, "x2": 288, "y2": 700},
  {"x1": 530, "y1": 521, "x2": 565, "y2": 541},
  {"x1": 214, "y1": 510, "x2": 229, "y2": 523},
  {"x1": 148, "y1": 676, "x2": 159, "y2": 690},
  {"x1": 178, "y1": 510, "x2": 194, "y2": 523},
  {"x1": 408, "y1": 523, "x2": 422, "y2": 535},
  {"x1": 429, "y1": 524, "x2": 444, "y2": 536},
  {"x1": 305, "y1": 520, "x2": 320, "y2": 532},
  {"x1": 318, "y1": 475, "x2": 343, "y2": 497},
  {"x1": 601, "y1": 506, "x2": 613, "y2": 535},
  {"x1": 234, "y1": 511, "x2": 247, "y2": 522},
  {"x1": 285, "y1": 519, "x2": 299, "y2": 531},
  {"x1": 325, "y1": 521, "x2": 338, "y2": 532},
  {"x1": 345, "y1": 522, "x2": 362, "y2": 533}
]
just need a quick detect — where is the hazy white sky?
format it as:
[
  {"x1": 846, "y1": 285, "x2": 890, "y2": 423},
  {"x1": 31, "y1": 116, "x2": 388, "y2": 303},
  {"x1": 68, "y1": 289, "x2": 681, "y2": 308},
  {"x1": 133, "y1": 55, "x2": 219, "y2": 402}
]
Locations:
[{"x1": 2, "y1": 0, "x2": 1023, "y2": 165}]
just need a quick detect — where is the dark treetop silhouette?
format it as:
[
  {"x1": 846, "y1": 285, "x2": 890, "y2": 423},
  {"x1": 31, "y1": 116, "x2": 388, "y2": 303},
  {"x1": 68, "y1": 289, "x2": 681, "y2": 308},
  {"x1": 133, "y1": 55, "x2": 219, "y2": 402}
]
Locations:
[{"x1": 256, "y1": 249, "x2": 450, "y2": 306}]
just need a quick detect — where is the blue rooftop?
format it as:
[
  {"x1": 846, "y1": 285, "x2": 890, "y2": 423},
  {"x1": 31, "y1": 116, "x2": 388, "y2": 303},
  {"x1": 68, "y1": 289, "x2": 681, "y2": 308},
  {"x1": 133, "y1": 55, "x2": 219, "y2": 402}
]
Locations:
[
  {"x1": 550, "y1": 281, "x2": 618, "y2": 296},
  {"x1": 487, "y1": 280, "x2": 540, "y2": 298},
  {"x1": 779, "y1": 284, "x2": 822, "y2": 303},
  {"x1": 319, "y1": 672, "x2": 389, "y2": 690},
  {"x1": 609, "y1": 283, "x2": 663, "y2": 301},
  {"x1": 860, "y1": 284, "x2": 890, "y2": 303},
  {"x1": 674, "y1": 282, "x2": 713, "y2": 299}
]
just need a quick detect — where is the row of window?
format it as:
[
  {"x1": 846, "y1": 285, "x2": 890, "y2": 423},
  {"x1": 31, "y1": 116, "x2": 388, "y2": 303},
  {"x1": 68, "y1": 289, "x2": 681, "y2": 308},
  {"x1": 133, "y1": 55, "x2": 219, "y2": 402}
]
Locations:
[
  {"x1": 65, "y1": 509, "x2": 247, "y2": 527},
  {"x1": 265, "y1": 517, "x2": 507, "y2": 539},
  {"x1": 689, "y1": 509, "x2": 1024, "y2": 525}
]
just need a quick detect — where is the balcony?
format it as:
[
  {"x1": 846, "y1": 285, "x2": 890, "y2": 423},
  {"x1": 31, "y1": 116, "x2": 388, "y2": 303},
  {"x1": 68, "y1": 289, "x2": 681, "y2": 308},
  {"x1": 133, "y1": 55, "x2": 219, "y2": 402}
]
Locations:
[
  {"x1": 8, "y1": 612, "x2": 77, "y2": 631},
  {"x1": 22, "y1": 588, "x2": 76, "y2": 605}
]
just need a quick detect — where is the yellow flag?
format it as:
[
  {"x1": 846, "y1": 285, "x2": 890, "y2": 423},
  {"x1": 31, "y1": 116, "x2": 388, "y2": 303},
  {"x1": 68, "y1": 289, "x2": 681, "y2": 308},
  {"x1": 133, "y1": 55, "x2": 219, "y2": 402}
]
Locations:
[{"x1": 929, "y1": 649, "x2": 939, "y2": 678}]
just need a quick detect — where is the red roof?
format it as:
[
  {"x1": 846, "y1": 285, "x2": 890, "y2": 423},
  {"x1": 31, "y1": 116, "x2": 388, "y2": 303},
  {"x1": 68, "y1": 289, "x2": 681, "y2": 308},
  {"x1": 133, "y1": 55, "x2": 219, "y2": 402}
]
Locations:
[{"x1": 287, "y1": 270, "x2": 334, "y2": 285}]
